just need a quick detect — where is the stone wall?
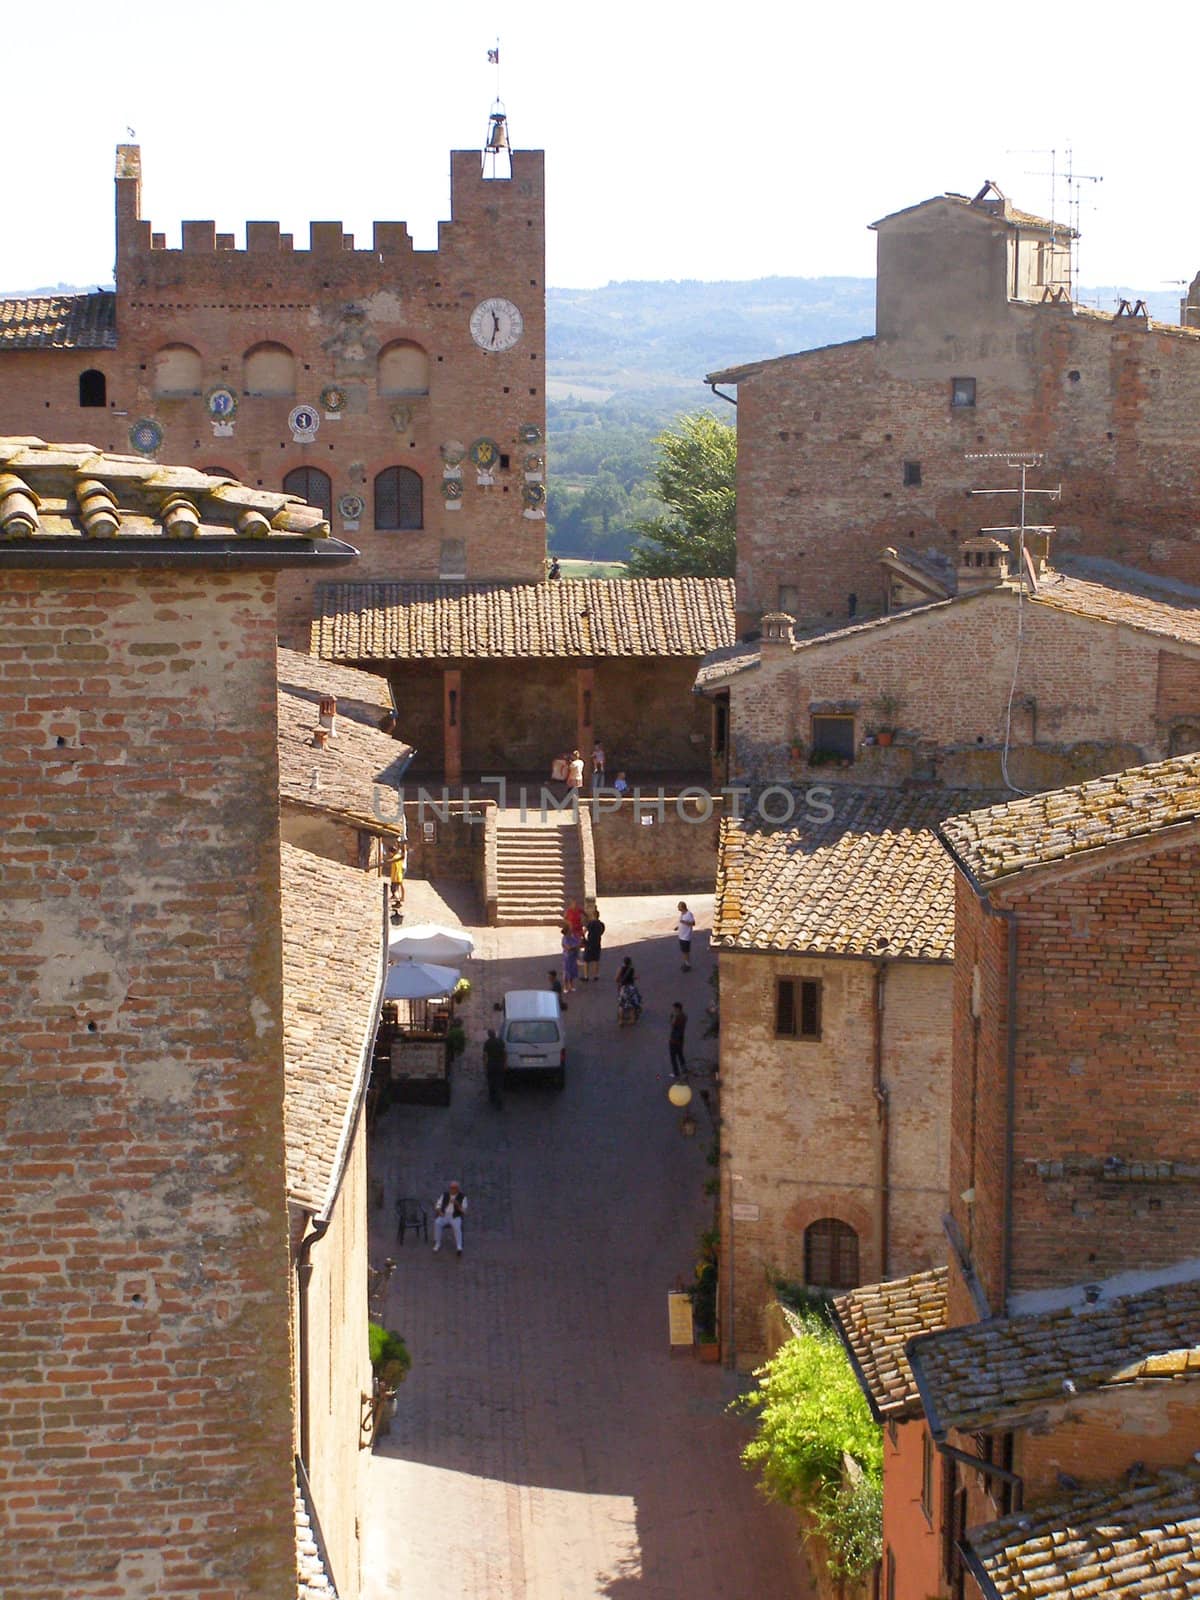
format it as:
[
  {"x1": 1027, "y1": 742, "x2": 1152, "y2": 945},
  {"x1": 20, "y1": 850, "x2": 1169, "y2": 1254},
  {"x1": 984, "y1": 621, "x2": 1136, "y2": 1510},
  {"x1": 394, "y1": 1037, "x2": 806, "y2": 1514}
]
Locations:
[
  {"x1": 733, "y1": 288, "x2": 1200, "y2": 635},
  {"x1": 0, "y1": 145, "x2": 548, "y2": 645},
  {"x1": 718, "y1": 949, "x2": 951, "y2": 1369},
  {"x1": 0, "y1": 566, "x2": 297, "y2": 1596},
  {"x1": 591, "y1": 793, "x2": 722, "y2": 894},
  {"x1": 729, "y1": 588, "x2": 1185, "y2": 785},
  {"x1": 402, "y1": 797, "x2": 490, "y2": 909}
]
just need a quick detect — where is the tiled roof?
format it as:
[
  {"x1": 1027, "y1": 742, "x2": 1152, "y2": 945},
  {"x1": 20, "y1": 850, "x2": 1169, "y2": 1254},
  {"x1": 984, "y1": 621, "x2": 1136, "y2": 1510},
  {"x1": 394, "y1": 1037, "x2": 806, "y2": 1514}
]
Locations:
[
  {"x1": 295, "y1": 1477, "x2": 337, "y2": 1599},
  {"x1": 0, "y1": 436, "x2": 340, "y2": 550},
  {"x1": 277, "y1": 646, "x2": 394, "y2": 728},
  {"x1": 965, "y1": 1466, "x2": 1200, "y2": 1600},
  {"x1": 832, "y1": 1268, "x2": 949, "y2": 1421},
  {"x1": 312, "y1": 577, "x2": 736, "y2": 661},
  {"x1": 871, "y1": 191, "x2": 1071, "y2": 236},
  {"x1": 713, "y1": 788, "x2": 992, "y2": 960},
  {"x1": 1034, "y1": 560, "x2": 1200, "y2": 650},
  {"x1": 0, "y1": 291, "x2": 116, "y2": 349},
  {"x1": 909, "y1": 1278, "x2": 1200, "y2": 1438},
  {"x1": 280, "y1": 842, "x2": 385, "y2": 1216},
  {"x1": 695, "y1": 637, "x2": 760, "y2": 690},
  {"x1": 938, "y1": 753, "x2": 1200, "y2": 891},
  {"x1": 278, "y1": 686, "x2": 412, "y2": 826}
]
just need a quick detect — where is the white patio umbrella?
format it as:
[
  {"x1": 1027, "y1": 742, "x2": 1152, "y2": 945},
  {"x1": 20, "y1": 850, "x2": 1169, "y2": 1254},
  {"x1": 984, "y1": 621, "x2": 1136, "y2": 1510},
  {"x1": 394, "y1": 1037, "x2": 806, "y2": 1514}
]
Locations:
[
  {"x1": 387, "y1": 923, "x2": 475, "y2": 965},
  {"x1": 383, "y1": 961, "x2": 461, "y2": 1002}
]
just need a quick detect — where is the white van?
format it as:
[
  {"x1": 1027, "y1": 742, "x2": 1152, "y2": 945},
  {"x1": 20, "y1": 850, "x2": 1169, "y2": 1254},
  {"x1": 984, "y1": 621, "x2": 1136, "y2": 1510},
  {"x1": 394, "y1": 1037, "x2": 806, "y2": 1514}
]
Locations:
[{"x1": 499, "y1": 990, "x2": 566, "y2": 1090}]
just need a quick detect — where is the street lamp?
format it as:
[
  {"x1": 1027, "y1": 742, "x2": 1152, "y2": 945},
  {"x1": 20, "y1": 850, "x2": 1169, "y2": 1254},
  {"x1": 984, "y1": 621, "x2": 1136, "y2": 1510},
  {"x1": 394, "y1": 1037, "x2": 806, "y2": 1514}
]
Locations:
[{"x1": 667, "y1": 1079, "x2": 697, "y2": 1135}]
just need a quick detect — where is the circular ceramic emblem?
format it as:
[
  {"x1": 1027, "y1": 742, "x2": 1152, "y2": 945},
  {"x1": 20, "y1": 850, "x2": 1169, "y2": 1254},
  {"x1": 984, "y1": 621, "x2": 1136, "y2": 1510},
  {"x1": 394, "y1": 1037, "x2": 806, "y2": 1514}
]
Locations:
[
  {"x1": 518, "y1": 422, "x2": 543, "y2": 444},
  {"x1": 288, "y1": 404, "x2": 320, "y2": 439},
  {"x1": 469, "y1": 297, "x2": 524, "y2": 351},
  {"x1": 205, "y1": 386, "x2": 238, "y2": 421},
  {"x1": 320, "y1": 384, "x2": 348, "y2": 413},
  {"x1": 522, "y1": 481, "x2": 547, "y2": 508},
  {"x1": 338, "y1": 493, "x2": 365, "y2": 521},
  {"x1": 441, "y1": 479, "x2": 464, "y2": 501},
  {"x1": 129, "y1": 418, "x2": 163, "y2": 455},
  {"x1": 524, "y1": 452, "x2": 545, "y2": 473},
  {"x1": 441, "y1": 440, "x2": 466, "y2": 465},
  {"x1": 469, "y1": 438, "x2": 500, "y2": 470}
]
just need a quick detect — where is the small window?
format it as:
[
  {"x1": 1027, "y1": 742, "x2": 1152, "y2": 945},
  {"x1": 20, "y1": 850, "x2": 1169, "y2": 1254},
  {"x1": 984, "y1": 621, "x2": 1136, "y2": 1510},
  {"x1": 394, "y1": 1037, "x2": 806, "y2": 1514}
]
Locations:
[
  {"x1": 776, "y1": 978, "x2": 821, "y2": 1041},
  {"x1": 804, "y1": 1218, "x2": 859, "y2": 1290},
  {"x1": 951, "y1": 377, "x2": 976, "y2": 408},
  {"x1": 903, "y1": 460, "x2": 921, "y2": 486},
  {"x1": 811, "y1": 714, "x2": 855, "y2": 761},
  {"x1": 283, "y1": 466, "x2": 333, "y2": 522},
  {"x1": 921, "y1": 1429, "x2": 935, "y2": 1521},
  {"x1": 79, "y1": 369, "x2": 106, "y2": 407},
  {"x1": 375, "y1": 466, "x2": 423, "y2": 530}
]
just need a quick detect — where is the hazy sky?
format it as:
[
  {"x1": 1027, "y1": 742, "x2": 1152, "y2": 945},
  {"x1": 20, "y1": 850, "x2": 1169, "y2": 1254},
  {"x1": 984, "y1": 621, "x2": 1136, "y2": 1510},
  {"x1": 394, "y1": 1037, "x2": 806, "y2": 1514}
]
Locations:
[{"x1": 5, "y1": 0, "x2": 1193, "y2": 298}]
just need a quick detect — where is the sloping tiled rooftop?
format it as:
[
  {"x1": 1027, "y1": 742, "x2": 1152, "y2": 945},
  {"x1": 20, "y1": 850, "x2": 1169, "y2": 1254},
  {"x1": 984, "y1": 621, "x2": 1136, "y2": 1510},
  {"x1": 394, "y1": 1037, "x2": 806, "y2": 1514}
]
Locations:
[
  {"x1": 0, "y1": 291, "x2": 117, "y2": 349},
  {"x1": 938, "y1": 752, "x2": 1200, "y2": 892},
  {"x1": 713, "y1": 788, "x2": 991, "y2": 960},
  {"x1": 312, "y1": 577, "x2": 736, "y2": 661},
  {"x1": 832, "y1": 1268, "x2": 948, "y2": 1421},
  {"x1": 280, "y1": 842, "x2": 385, "y2": 1216},
  {"x1": 278, "y1": 686, "x2": 411, "y2": 825},
  {"x1": 964, "y1": 1465, "x2": 1200, "y2": 1600},
  {"x1": 0, "y1": 436, "x2": 338, "y2": 548},
  {"x1": 277, "y1": 646, "x2": 394, "y2": 729},
  {"x1": 1037, "y1": 559, "x2": 1200, "y2": 650},
  {"x1": 909, "y1": 1278, "x2": 1200, "y2": 1439}
]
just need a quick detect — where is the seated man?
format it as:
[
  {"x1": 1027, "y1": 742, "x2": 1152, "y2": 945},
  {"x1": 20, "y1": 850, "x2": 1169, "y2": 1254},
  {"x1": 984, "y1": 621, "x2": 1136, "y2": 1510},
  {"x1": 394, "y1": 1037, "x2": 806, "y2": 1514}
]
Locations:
[{"x1": 432, "y1": 1181, "x2": 467, "y2": 1255}]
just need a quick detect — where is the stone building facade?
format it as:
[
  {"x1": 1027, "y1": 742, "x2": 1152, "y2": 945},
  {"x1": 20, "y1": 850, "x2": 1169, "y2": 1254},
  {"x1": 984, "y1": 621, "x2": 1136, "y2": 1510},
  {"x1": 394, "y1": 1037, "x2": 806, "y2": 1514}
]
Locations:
[
  {"x1": 0, "y1": 437, "x2": 372, "y2": 1598},
  {"x1": 0, "y1": 139, "x2": 546, "y2": 644},
  {"x1": 834, "y1": 756, "x2": 1200, "y2": 1599},
  {"x1": 708, "y1": 183, "x2": 1200, "y2": 633}
]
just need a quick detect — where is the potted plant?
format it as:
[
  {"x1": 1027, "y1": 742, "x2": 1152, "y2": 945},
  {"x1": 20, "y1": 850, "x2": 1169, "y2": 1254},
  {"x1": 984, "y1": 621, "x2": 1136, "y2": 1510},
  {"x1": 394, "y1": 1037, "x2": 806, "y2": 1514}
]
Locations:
[
  {"x1": 689, "y1": 1228, "x2": 720, "y2": 1360},
  {"x1": 368, "y1": 1322, "x2": 412, "y2": 1439},
  {"x1": 872, "y1": 690, "x2": 903, "y2": 746}
]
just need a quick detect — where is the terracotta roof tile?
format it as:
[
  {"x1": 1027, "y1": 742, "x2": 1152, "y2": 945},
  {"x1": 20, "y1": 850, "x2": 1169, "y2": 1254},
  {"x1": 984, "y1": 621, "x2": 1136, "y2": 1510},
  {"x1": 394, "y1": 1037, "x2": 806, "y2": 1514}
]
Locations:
[
  {"x1": 832, "y1": 1268, "x2": 948, "y2": 1420},
  {"x1": 312, "y1": 577, "x2": 736, "y2": 661},
  {"x1": 277, "y1": 686, "x2": 411, "y2": 826},
  {"x1": 939, "y1": 753, "x2": 1200, "y2": 891},
  {"x1": 0, "y1": 291, "x2": 117, "y2": 349},
  {"x1": 909, "y1": 1278, "x2": 1200, "y2": 1438},
  {"x1": 1036, "y1": 561, "x2": 1200, "y2": 650},
  {"x1": 714, "y1": 788, "x2": 994, "y2": 960},
  {"x1": 0, "y1": 436, "x2": 337, "y2": 546},
  {"x1": 965, "y1": 1465, "x2": 1200, "y2": 1599},
  {"x1": 277, "y1": 646, "x2": 394, "y2": 728},
  {"x1": 280, "y1": 843, "x2": 384, "y2": 1215}
]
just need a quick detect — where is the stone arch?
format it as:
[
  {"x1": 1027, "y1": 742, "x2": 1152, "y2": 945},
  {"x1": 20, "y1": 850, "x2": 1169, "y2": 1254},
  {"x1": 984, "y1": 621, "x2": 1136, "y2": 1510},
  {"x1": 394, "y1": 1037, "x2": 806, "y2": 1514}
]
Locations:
[
  {"x1": 153, "y1": 344, "x2": 203, "y2": 397},
  {"x1": 243, "y1": 341, "x2": 296, "y2": 398},
  {"x1": 378, "y1": 340, "x2": 430, "y2": 396}
]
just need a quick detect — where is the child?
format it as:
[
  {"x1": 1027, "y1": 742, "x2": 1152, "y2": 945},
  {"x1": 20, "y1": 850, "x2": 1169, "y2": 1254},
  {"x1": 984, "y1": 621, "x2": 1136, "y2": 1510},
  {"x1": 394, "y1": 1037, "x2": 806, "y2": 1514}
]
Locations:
[
  {"x1": 547, "y1": 969, "x2": 568, "y2": 1011},
  {"x1": 613, "y1": 770, "x2": 629, "y2": 797}
]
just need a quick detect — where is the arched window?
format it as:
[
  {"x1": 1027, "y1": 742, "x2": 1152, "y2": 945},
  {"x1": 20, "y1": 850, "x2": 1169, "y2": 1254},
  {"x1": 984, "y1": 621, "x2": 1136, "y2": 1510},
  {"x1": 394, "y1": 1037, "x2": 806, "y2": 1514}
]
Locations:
[
  {"x1": 153, "y1": 344, "x2": 203, "y2": 396},
  {"x1": 804, "y1": 1219, "x2": 860, "y2": 1290},
  {"x1": 283, "y1": 466, "x2": 333, "y2": 522},
  {"x1": 377, "y1": 340, "x2": 430, "y2": 396},
  {"x1": 78, "y1": 369, "x2": 106, "y2": 407},
  {"x1": 243, "y1": 342, "x2": 296, "y2": 398},
  {"x1": 375, "y1": 467, "x2": 422, "y2": 530}
]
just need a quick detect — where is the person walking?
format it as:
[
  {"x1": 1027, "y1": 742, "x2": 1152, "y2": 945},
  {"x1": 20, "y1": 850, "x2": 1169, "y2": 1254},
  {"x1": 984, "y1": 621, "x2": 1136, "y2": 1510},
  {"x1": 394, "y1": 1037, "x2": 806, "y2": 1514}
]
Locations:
[
  {"x1": 668, "y1": 1002, "x2": 687, "y2": 1077},
  {"x1": 675, "y1": 901, "x2": 696, "y2": 971},
  {"x1": 567, "y1": 749, "x2": 585, "y2": 795},
  {"x1": 433, "y1": 1181, "x2": 467, "y2": 1255},
  {"x1": 483, "y1": 1028, "x2": 506, "y2": 1109},
  {"x1": 582, "y1": 906, "x2": 605, "y2": 982},
  {"x1": 563, "y1": 899, "x2": 585, "y2": 940}
]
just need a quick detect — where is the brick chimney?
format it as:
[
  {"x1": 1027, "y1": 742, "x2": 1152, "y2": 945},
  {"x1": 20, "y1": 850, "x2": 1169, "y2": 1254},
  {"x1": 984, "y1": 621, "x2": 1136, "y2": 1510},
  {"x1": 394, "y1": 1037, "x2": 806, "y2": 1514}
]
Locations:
[
  {"x1": 956, "y1": 534, "x2": 1011, "y2": 594},
  {"x1": 760, "y1": 610, "x2": 796, "y2": 650}
]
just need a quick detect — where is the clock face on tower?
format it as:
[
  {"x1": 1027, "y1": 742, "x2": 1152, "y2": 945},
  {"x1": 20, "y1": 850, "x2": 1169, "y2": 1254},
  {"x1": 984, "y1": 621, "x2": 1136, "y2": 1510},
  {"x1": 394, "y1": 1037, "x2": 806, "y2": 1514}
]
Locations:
[{"x1": 469, "y1": 297, "x2": 524, "y2": 352}]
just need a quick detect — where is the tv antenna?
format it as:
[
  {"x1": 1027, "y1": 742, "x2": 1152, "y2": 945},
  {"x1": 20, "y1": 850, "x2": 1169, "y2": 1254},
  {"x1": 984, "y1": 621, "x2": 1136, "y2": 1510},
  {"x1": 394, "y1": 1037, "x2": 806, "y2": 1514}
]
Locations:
[{"x1": 1008, "y1": 146, "x2": 1103, "y2": 301}]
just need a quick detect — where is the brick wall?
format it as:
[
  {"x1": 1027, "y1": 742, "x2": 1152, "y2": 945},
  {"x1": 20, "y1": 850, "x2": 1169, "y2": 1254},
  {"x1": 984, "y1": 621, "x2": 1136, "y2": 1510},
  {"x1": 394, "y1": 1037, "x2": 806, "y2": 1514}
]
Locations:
[
  {"x1": 729, "y1": 589, "x2": 1182, "y2": 785},
  {"x1": 881, "y1": 1420, "x2": 943, "y2": 1600},
  {"x1": 718, "y1": 951, "x2": 951, "y2": 1367},
  {"x1": 734, "y1": 302, "x2": 1200, "y2": 633},
  {"x1": 0, "y1": 147, "x2": 547, "y2": 644},
  {"x1": 0, "y1": 567, "x2": 296, "y2": 1596},
  {"x1": 592, "y1": 794, "x2": 722, "y2": 894}
]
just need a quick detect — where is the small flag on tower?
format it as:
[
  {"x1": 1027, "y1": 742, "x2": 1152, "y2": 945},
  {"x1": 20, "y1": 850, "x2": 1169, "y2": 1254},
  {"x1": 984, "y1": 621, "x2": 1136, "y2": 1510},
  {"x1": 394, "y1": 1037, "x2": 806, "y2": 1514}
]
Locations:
[{"x1": 488, "y1": 47, "x2": 500, "y2": 63}]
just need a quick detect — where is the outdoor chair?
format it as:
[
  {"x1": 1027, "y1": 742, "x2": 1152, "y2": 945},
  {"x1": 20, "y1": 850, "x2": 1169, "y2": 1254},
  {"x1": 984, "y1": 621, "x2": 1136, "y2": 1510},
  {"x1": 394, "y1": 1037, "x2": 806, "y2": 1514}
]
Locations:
[{"x1": 395, "y1": 1196, "x2": 428, "y2": 1244}]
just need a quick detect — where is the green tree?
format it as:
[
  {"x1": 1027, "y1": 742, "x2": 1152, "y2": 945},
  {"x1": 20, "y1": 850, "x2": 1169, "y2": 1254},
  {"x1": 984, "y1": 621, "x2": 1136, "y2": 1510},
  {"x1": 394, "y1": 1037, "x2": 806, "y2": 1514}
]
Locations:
[
  {"x1": 625, "y1": 412, "x2": 737, "y2": 578},
  {"x1": 735, "y1": 1310, "x2": 883, "y2": 1581}
]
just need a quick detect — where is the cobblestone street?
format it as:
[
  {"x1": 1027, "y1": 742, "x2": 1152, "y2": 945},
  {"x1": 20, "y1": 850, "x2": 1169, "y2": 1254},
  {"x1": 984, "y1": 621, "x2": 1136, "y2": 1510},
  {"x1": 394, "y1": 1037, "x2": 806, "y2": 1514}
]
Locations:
[{"x1": 363, "y1": 883, "x2": 812, "y2": 1600}]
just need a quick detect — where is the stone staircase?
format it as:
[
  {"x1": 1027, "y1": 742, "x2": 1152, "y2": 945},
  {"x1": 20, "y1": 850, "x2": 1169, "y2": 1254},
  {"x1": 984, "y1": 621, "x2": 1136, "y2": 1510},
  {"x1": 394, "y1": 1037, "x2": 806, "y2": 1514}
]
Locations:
[{"x1": 494, "y1": 813, "x2": 585, "y2": 926}]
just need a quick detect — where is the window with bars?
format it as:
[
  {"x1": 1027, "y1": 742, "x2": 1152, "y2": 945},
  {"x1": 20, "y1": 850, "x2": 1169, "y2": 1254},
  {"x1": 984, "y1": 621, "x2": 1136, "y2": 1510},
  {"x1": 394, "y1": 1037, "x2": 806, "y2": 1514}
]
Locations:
[
  {"x1": 804, "y1": 1218, "x2": 859, "y2": 1289},
  {"x1": 776, "y1": 978, "x2": 821, "y2": 1040},
  {"x1": 283, "y1": 466, "x2": 333, "y2": 523},
  {"x1": 375, "y1": 466, "x2": 423, "y2": 530}
]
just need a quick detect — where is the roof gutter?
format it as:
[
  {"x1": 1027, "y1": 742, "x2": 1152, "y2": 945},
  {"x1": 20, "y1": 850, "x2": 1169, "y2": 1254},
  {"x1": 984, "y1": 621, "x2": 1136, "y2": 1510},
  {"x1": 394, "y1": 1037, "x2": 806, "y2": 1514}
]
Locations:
[{"x1": 708, "y1": 383, "x2": 738, "y2": 408}]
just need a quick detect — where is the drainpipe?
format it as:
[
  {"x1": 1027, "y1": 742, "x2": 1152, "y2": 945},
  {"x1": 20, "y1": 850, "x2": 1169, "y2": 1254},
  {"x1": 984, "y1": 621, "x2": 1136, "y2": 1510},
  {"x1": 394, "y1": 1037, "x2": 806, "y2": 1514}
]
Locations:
[
  {"x1": 872, "y1": 960, "x2": 890, "y2": 1280},
  {"x1": 1000, "y1": 908, "x2": 1019, "y2": 1315},
  {"x1": 297, "y1": 1214, "x2": 331, "y2": 1469}
]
